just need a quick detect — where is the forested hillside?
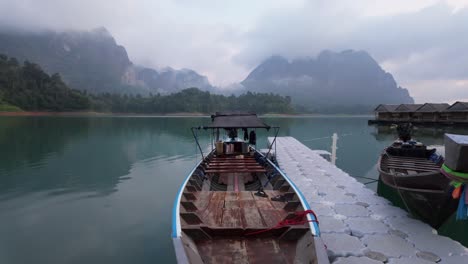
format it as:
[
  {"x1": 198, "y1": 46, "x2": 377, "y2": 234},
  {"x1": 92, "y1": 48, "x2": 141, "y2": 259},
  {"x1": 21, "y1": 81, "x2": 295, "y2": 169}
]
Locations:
[
  {"x1": 89, "y1": 88, "x2": 293, "y2": 114},
  {"x1": 0, "y1": 54, "x2": 90, "y2": 111},
  {"x1": 0, "y1": 54, "x2": 293, "y2": 114}
]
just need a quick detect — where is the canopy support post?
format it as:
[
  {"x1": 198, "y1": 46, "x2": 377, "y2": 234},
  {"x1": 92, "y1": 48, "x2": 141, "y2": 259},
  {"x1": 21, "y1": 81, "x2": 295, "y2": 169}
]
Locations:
[
  {"x1": 266, "y1": 127, "x2": 280, "y2": 158},
  {"x1": 191, "y1": 127, "x2": 205, "y2": 160},
  {"x1": 211, "y1": 128, "x2": 214, "y2": 151}
]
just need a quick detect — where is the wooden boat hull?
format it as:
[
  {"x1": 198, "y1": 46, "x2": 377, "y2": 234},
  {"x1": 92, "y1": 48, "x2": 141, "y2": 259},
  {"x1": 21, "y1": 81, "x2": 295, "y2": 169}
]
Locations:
[
  {"x1": 378, "y1": 176, "x2": 458, "y2": 228},
  {"x1": 172, "y1": 150, "x2": 329, "y2": 263},
  {"x1": 378, "y1": 154, "x2": 449, "y2": 190},
  {"x1": 378, "y1": 154, "x2": 457, "y2": 228}
]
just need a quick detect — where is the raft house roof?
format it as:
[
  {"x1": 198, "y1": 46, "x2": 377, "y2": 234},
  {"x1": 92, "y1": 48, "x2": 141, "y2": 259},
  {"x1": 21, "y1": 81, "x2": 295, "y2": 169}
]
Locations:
[
  {"x1": 394, "y1": 104, "x2": 424, "y2": 112},
  {"x1": 444, "y1": 101, "x2": 468, "y2": 112},
  {"x1": 415, "y1": 103, "x2": 450, "y2": 112},
  {"x1": 374, "y1": 104, "x2": 400, "y2": 112}
]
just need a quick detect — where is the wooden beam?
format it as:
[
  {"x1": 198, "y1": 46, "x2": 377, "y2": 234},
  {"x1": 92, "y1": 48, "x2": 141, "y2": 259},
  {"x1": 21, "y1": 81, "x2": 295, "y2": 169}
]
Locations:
[
  {"x1": 283, "y1": 201, "x2": 301, "y2": 212},
  {"x1": 384, "y1": 161, "x2": 439, "y2": 168},
  {"x1": 207, "y1": 166, "x2": 264, "y2": 169},
  {"x1": 183, "y1": 192, "x2": 197, "y2": 200},
  {"x1": 180, "y1": 212, "x2": 203, "y2": 225},
  {"x1": 384, "y1": 165, "x2": 438, "y2": 172},
  {"x1": 208, "y1": 161, "x2": 259, "y2": 164},
  {"x1": 205, "y1": 169, "x2": 266, "y2": 173},
  {"x1": 181, "y1": 201, "x2": 199, "y2": 212}
]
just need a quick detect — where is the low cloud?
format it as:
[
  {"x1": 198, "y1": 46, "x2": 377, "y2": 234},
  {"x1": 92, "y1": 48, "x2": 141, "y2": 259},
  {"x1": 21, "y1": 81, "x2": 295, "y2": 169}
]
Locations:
[
  {"x1": 0, "y1": 0, "x2": 467, "y2": 101},
  {"x1": 235, "y1": 1, "x2": 468, "y2": 102}
]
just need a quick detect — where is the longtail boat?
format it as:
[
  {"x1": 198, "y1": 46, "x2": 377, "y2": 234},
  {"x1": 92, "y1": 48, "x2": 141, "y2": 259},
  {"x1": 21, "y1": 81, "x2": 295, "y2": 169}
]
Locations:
[
  {"x1": 172, "y1": 112, "x2": 329, "y2": 264},
  {"x1": 377, "y1": 124, "x2": 458, "y2": 228}
]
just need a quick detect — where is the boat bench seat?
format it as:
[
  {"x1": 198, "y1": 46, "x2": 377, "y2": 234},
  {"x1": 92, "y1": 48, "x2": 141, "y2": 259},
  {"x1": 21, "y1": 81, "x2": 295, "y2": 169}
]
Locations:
[
  {"x1": 182, "y1": 225, "x2": 309, "y2": 240},
  {"x1": 206, "y1": 165, "x2": 265, "y2": 169},
  {"x1": 205, "y1": 169, "x2": 266, "y2": 173}
]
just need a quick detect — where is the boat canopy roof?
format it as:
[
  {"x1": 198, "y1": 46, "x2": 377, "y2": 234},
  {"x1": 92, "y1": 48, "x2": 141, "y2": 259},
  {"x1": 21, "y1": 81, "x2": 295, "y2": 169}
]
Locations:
[{"x1": 205, "y1": 112, "x2": 271, "y2": 129}]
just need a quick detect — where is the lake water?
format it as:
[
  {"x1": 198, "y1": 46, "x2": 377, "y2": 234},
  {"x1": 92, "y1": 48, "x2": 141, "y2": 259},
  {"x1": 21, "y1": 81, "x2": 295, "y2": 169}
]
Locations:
[{"x1": 0, "y1": 116, "x2": 466, "y2": 264}]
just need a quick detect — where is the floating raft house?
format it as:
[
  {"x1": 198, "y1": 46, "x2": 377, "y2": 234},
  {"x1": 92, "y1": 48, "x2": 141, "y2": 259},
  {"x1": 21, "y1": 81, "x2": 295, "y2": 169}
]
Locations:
[{"x1": 370, "y1": 102, "x2": 468, "y2": 125}]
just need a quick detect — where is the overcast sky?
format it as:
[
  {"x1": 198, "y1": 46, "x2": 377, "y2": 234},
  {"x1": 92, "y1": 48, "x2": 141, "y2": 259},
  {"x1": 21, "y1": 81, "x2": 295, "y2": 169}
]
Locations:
[{"x1": 1, "y1": 0, "x2": 467, "y2": 103}]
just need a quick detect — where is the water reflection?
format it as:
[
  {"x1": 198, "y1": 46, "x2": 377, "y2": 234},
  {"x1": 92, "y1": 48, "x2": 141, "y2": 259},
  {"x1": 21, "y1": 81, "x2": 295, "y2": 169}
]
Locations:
[
  {"x1": 0, "y1": 116, "x2": 213, "y2": 198},
  {"x1": 0, "y1": 116, "x2": 213, "y2": 264},
  {"x1": 370, "y1": 124, "x2": 468, "y2": 145}
]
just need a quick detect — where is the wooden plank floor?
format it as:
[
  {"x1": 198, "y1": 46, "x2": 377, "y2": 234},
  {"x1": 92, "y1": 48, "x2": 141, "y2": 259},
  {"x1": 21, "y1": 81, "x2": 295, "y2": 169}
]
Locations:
[
  {"x1": 182, "y1": 191, "x2": 291, "y2": 229},
  {"x1": 196, "y1": 238, "x2": 298, "y2": 264}
]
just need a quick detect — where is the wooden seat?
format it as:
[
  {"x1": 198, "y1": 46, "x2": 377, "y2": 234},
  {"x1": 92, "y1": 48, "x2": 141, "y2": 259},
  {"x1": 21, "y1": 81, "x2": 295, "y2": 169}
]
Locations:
[
  {"x1": 205, "y1": 169, "x2": 266, "y2": 173},
  {"x1": 207, "y1": 164, "x2": 265, "y2": 168}
]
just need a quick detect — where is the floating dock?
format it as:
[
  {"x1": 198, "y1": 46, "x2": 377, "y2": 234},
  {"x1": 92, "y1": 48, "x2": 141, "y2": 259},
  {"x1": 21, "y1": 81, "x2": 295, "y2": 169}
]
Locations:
[{"x1": 268, "y1": 137, "x2": 468, "y2": 264}]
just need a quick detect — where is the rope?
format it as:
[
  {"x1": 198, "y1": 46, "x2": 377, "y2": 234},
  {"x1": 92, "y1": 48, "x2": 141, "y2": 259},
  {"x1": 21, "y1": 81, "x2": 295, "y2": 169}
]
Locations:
[
  {"x1": 245, "y1": 210, "x2": 319, "y2": 236},
  {"x1": 303, "y1": 136, "x2": 331, "y2": 142},
  {"x1": 363, "y1": 179, "x2": 379, "y2": 185},
  {"x1": 302, "y1": 131, "x2": 367, "y2": 143},
  {"x1": 351, "y1": 175, "x2": 379, "y2": 185},
  {"x1": 391, "y1": 170, "x2": 414, "y2": 216},
  {"x1": 354, "y1": 175, "x2": 378, "y2": 181}
]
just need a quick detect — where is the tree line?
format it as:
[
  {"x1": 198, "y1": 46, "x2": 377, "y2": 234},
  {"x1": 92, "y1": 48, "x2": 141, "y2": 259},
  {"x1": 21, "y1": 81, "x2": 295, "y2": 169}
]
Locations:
[{"x1": 0, "y1": 54, "x2": 294, "y2": 114}]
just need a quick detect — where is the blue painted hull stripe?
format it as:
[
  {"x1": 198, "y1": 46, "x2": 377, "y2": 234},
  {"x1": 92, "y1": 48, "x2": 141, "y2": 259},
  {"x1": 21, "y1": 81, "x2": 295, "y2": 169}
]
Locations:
[{"x1": 171, "y1": 159, "x2": 203, "y2": 238}]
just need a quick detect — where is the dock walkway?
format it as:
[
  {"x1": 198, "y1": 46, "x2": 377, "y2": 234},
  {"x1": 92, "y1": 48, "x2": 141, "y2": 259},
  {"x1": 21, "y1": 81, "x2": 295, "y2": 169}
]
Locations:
[{"x1": 268, "y1": 137, "x2": 468, "y2": 264}]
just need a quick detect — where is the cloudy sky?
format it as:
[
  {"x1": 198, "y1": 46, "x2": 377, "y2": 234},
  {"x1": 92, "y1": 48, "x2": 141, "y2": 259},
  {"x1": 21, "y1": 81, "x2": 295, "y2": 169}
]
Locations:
[{"x1": 1, "y1": 0, "x2": 467, "y2": 103}]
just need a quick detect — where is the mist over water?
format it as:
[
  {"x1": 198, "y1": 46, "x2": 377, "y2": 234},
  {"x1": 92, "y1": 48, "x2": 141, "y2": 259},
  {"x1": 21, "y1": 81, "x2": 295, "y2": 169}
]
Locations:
[{"x1": 0, "y1": 116, "x2": 466, "y2": 264}]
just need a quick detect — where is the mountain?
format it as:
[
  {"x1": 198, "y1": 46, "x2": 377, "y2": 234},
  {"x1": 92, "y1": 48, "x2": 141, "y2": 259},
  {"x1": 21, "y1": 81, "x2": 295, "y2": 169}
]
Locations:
[
  {"x1": 0, "y1": 27, "x2": 213, "y2": 94},
  {"x1": 125, "y1": 66, "x2": 213, "y2": 94},
  {"x1": 241, "y1": 50, "x2": 414, "y2": 113}
]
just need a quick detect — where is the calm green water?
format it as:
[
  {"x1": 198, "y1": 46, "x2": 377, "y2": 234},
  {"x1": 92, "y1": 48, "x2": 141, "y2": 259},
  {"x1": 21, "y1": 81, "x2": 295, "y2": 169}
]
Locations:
[{"x1": 0, "y1": 116, "x2": 466, "y2": 264}]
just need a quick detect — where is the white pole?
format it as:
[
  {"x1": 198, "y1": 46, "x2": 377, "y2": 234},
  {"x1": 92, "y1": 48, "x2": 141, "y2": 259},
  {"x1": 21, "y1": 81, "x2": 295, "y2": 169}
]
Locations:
[{"x1": 331, "y1": 133, "x2": 338, "y2": 165}]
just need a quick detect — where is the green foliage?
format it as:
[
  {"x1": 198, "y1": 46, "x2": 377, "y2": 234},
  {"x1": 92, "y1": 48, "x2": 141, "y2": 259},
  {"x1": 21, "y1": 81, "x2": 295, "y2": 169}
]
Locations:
[
  {"x1": 0, "y1": 54, "x2": 90, "y2": 111},
  {"x1": 0, "y1": 53, "x2": 294, "y2": 114},
  {"x1": 89, "y1": 88, "x2": 295, "y2": 114},
  {"x1": 0, "y1": 103, "x2": 22, "y2": 112}
]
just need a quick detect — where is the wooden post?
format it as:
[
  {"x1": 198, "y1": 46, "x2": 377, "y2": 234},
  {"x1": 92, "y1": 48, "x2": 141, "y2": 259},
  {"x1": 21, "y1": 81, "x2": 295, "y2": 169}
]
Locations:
[{"x1": 331, "y1": 133, "x2": 338, "y2": 165}]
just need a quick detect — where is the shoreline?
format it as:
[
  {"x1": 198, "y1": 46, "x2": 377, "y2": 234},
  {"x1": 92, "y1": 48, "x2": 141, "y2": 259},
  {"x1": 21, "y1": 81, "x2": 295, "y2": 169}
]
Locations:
[{"x1": 0, "y1": 111, "x2": 373, "y2": 118}]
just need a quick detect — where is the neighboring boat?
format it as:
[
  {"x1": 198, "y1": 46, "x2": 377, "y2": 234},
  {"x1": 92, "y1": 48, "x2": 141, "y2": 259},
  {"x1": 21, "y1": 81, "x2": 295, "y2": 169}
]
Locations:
[
  {"x1": 172, "y1": 112, "x2": 329, "y2": 264},
  {"x1": 378, "y1": 145, "x2": 447, "y2": 190},
  {"x1": 377, "y1": 124, "x2": 458, "y2": 228}
]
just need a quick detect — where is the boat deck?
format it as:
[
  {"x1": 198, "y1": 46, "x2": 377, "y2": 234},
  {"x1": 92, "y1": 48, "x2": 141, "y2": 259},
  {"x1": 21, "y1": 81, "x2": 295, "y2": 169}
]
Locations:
[
  {"x1": 180, "y1": 188, "x2": 314, "y2": 264},
  {"x1": 182, "y1": 191, "x2": 292, "y2": 228},
  {"x1": 178, "y1": 152, "x2": 319, "y2": 263},
  {"x1": 269, "y1": 137, "x2": 468, "y2": 264},
  {"x1": 196, "y1": 237, "x2": 299, "y2": 264}
]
